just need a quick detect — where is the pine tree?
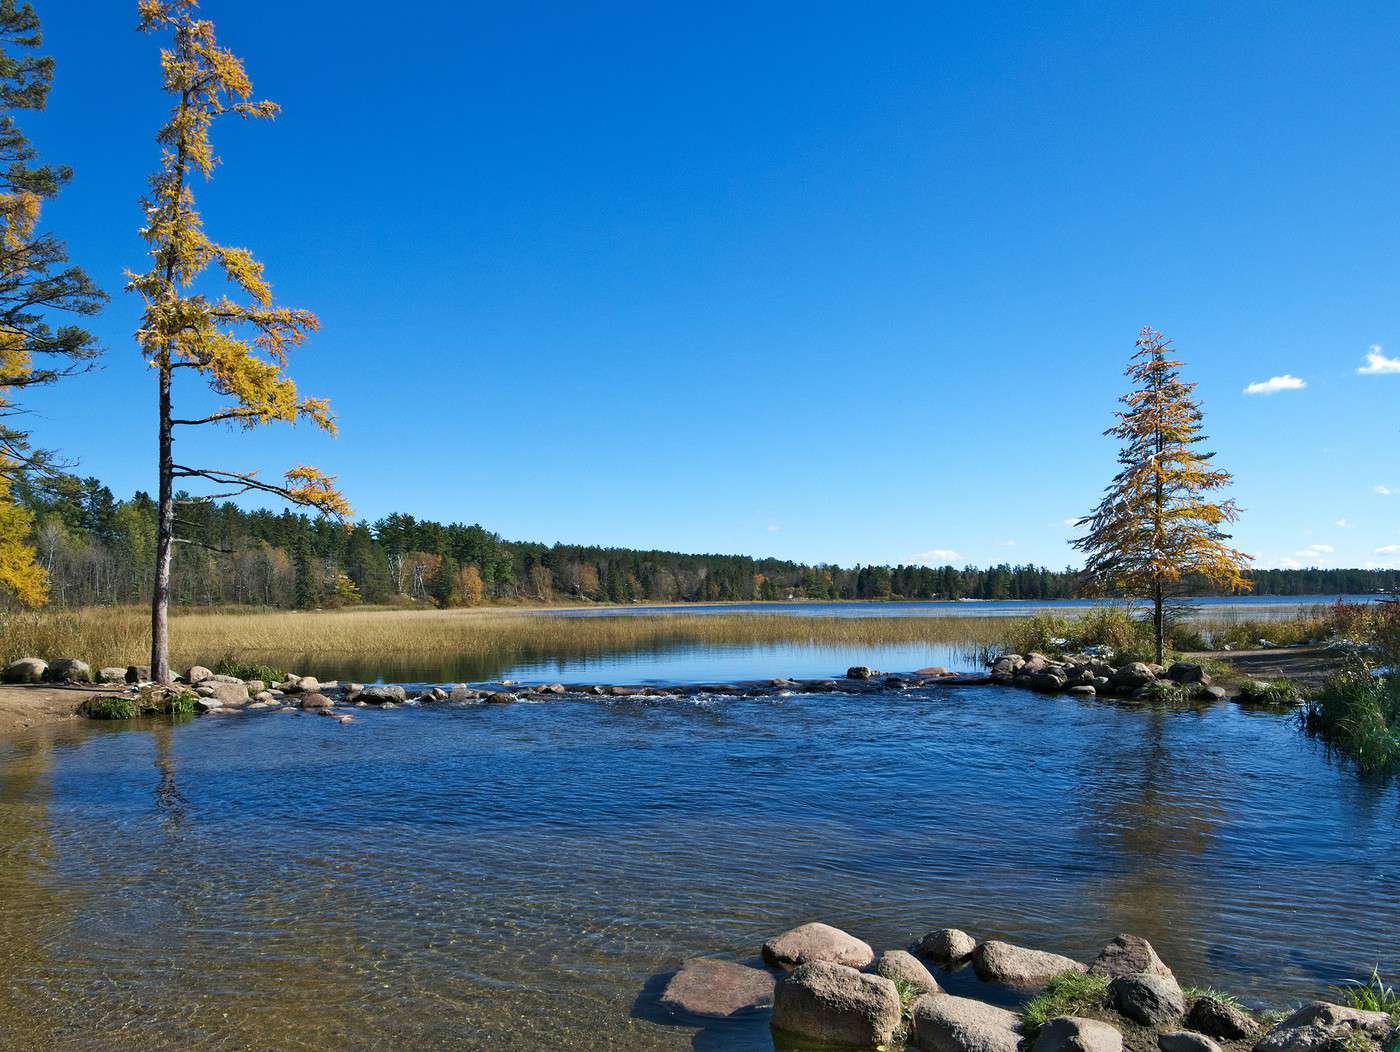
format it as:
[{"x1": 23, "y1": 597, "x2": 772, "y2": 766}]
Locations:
[
  {"x1": 0, "y1": 1, "x2": 106, "y2": 606},
  {"x1": 1074, "y1": 327, "x2": 1252, "y2": 663},
  {"x1": 131, "y1": 1, "x2": 349, "y2": 680}
]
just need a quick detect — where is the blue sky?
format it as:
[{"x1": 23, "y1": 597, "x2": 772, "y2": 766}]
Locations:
[{"x1": 18, "y1": 1, "x2": 1400, "y2": 570}]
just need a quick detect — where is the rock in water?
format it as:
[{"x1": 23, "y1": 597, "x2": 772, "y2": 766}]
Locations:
[
  {"x1": 846, "y1": 666, "x2": 876, "y2": 680},
  {"x1": 486, "y1": 692, "x2": 518, "y2": 704},
  {"x1": 1186, "y1": 996, "x2": 1259, "y2": 1041},
  {"x1": 300, "y1": 693, "x2": 333, "y2": 710},
  {"x1": 658, "y1": 959, "x2": 774, "y2": 1019},
  {"x1": 876, "y1": 950, "x2": 941, "y2": 996},
  {"x1": 1033, "y1": 1016, "x2": 1124, "y2": 1052},
  {"x1": 910, "y1": 992, "x2": 1022, "y2": 1052},
  {"x1": 771, "y1": 962, "x2": 901, "y2": 1049},
  {"x1": 1110, "y1": 973, "x2": 1186, "y2": 1027},
  {"x1": 203, "y1": 682, "x2": 250, "y2": 707},
  {"x1": 761, "y1": 923, "x2": 875, "y2": 970},
  {"x1": 1089, "y1": 935, "x2": 1176, "y2": 982},
  {"x1": 972, "y1": 941, "x2": 1088, "y2": 990},
  {"x1": 917, "y1": 928, "x2": 978, "y2": 965},
  {"x1": 1158, "y1": 1031, "x2": 1221, "y2": 1052},
  {"x1": 360, "y1": 685, "x2": 408, "y2": 705},
  {"x1": 2, "y1": 658, "x2": 47, "y2": 684}
]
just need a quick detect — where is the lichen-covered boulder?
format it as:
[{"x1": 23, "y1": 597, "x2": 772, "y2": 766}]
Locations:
[
  {"x1": 97, "y1": 667, "x2": 127, "y2": 684},
  {"x1": 1110, "y1": 972, "x2": 1185, "y2": 1027},
  {"x1": 46, "y1": 658, "x2": 92, "y2": 683},
  {"x1": 846, "y1": 666, "x2": 876, "y2": 680},
  {"x1": 184, "y1": 665, "x2": 214, "y2": 684},
  {"x1": 199, "y1": 681, "x2": 250, "y2": 707},
  {"x1": 1110, "y1": 663, "x2": 1157, "y2": 692},
  {"x1": 2, "y1": 657, "x2": 47, "y2": 684},
  {"x1": 1188, "y1": 996, "x2": 1260, "y2": 1041},
  {"x1": 876, "y1": 950, "x2": 941, "y2": 996},
  {"x1": 659, "y1": 958, "x2": 774, "y2": 1019},
  {"x1": 300, "y1": 693, "x2": 333, "y2": 710},
  {"x1": 972, "y1": 941, "x2": 1087, "y2": 990},
  {"x1": 762, "y1": 923, "x2": 875, "y2": 970},
  {"x1": 1254, "y1": 1002, "x2": 1394, "y2": 1052},
  {"x1": 1034, "y1": 1016, "x2": 1124, "y2": 1052},
  {"x1": 1089, "y1": 935, "x2": 1176, "y2": 982},
  {"x1": 917, "y1": 928, "x2": 977, "y2": 965},
  {"x1": 771, "y1": 961, "x2": 901, "y2": 1049},
  {"x1": 910, "y1": 992, "x2": 1022, "y2": 1052}
]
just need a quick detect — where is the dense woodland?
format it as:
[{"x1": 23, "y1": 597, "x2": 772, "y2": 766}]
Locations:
[{"x1": 16, "y1": 478, "x2": 1398, "y2": 609}]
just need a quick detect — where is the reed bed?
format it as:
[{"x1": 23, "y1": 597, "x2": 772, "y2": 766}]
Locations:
[{"x1": 0, "y1": 605, "x2": 1015, "y2": 671}]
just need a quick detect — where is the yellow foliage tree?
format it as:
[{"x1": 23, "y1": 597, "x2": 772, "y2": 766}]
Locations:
[
  {"x1": 0, "y1": 461, "x2": 45, "y2": 606},
  {"x1": 458, "y1": 564, "x2": 485, "y2": 606},
  {"x1": 1074, "y1": 327, "x2": 1252, "y2": 663},
  {"x1": 131, "y1": 1, "x2": 349, "y2": 682}
]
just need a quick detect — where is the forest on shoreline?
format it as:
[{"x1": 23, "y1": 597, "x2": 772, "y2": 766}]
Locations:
[{"x1": 18, "y1": 477, "x2": 1397, "y2": 610}]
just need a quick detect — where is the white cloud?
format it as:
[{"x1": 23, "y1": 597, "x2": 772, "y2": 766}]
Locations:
[
  {"x1": 910, "y1": 548, "x2": 961, "y2": 565},
  {"x1": 1377, "y1": 545, "x2": 1400, "y2": 556},
  {"x1": 765, "y1": 524, "x2": 780, "y2": 533},
  {"x1": 1276, "y1": 557, "x2": 1303, "y2": 569},
  {"x1": 1244, "y1": 374, "x2": 1306, "y2": 396},
  {"x1": 1293, "y1": 544, "x2": 1336, "y2": 565},
  {"x1": 1001, "y1": 539, "x2": 1018, "y2": 547},
  {"x1": 1376, "y1": 485, "x2": 1395, "y2": 496},
  {"x1": 1336, "y1": 518, "x2": 1350, "y2": 528},
  {"x1": 1358, "y1": 345, "x2": 1400, "y2": 375}
]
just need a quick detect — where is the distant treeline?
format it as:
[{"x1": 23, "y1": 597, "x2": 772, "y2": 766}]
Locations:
[{"x1": 16, "y1": 478, "x2": 1398, "y2": 609}]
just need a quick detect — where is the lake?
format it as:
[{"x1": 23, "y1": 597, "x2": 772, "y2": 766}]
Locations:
[{"x1": 0, "y1": 679, "x2": 1396, "y2": 1050}]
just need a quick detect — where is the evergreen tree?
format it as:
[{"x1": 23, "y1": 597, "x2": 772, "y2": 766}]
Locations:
[
  {"x1": 131, "y1": 1, "x2": 348, "y2": 680},
  {"x1": 292, "y1": 536, "x2": 320, "y2": 609},
  {"x1": 1074, "y1": 327, "x2": 1252, "y2": 662}
]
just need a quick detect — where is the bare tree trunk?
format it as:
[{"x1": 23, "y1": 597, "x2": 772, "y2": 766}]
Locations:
[
  {"x1": 151, "y1": 361, "x2": 173, "y2": 684},
  {"x1": 1153, "y1": 576, "x2": 1164, "y2": 665}
]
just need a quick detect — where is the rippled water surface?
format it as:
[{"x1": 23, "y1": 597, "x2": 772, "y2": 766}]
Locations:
[{"x1": 1, "y1": 684, "x2": 1397, "y2": 1051}]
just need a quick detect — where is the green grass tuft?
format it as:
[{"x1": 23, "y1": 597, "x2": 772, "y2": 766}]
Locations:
[
  {"x1": 1183, "y1": 987, "x2": 1245, "y2": 1010},
  {"x1": 82, "y1": 695, "x2": 138, "y2": 720},
  {"x1": 212, "y1": 656, "x2": 285, "y2": 684},
  {"x1": 1331, "y1": 969, "x2": 1400, "y2": 1023},
  {"x1": 1302, "y1": 669, "x2": 1400, "y2": 779},
  {"x1": 1021, "y1": 972, "x2": 1111, "y2": 1037}
]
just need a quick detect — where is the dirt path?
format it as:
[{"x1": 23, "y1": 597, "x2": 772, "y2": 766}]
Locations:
[
  {"x1": 1188, "y1": 644, "x2": 1347, "y2": 690},
  {"x1": 0, "y1": 684, "x2": 110, "y2": 737}
]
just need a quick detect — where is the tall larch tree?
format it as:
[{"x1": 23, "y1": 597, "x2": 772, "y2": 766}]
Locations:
[
  {"x1": 1074, "y1": 327, "x2": 1252, "y2": 663},
  {"x1": 131, "y1": 0, "x2": 348, "y2": 682},
  {"x1": 0, "y1": 1, "x2": 106, "y2": 607}
]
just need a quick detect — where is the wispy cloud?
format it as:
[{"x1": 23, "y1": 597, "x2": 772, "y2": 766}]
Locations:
[
  {"x1": 1376, "y1": 485, "x2": 1395, "y2": 496},
  {"x1": 910, "y1": 548, "x2": 961, "y2": 565},
  {"x1": 1001, "y1": 539, "x2": 1018, "y2": 547},
  {"x1": 765, "y1": 524, "x2": 781, "y2": 533},
  {"x1": 1276, "y1": 557, "x2": 1303, "y2": 569},
  {"x1": 1336, "y1": 518, "x2": 1350, "y2": 528},
  {"x1": 1377, "y1": 544, "x2": 1400, "y2": 556},
  {"x1": 1244, "y1": 374, "x2": 1306, "y2": 396},
  {"x1": 1358, "y1": 345, "x2": 1400, "y2": 375},
  {"x1": 1298, "y1": 543, "x2": 1335, "y2": 556}
]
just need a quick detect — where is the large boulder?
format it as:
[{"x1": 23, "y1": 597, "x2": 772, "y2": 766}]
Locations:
[
  {"x1": 1166, "y1": 663, "x2": 1209, "y2": 686},
  {"x1": 1188, "y1": 996, "x2": 1260, "y2": 1041},
  {"x1": 910, "y1": 992, "x2": 1022, "y2": 1052},
  {"x1": 846, "y1": 666, "x2": 876, "y2": 680},
  {"x1": 45, "y1": 658, "x2": 92, "y2": 683},
  {"x1": 972, "y1": 941, "x2": 1087, "y2": 990},
  {"x1": 1110, "y1": 973, "x2": 1185, "y2": 1027},
  {"x1": 876, "y1": 950, "x2": 941, "y2": 996},
  {"x1": 770, "y1": 961, "x2": 901, "y2": 1049},
  {"x1": 762, "y1": 923, "x2": 875, "y2": 971},
  {"x1": 360, "y1": 685, "x2": 408, "y2": 705},
  {"x1": 98, "y1": 667, "x2": 128, "y2": 684},
  {"x1": 125, "y1": 665, "x2": 151, "y2": 684},
  {"x1": 199, "y1": 681, "x2": 250, "y2": 707},
  {"x1": 184, "y1": 665, "x2": 214, "y2": 684},
  {"x1": 300, "y1": 693, "x2": 333, "y2": 710},
  {"x1": 1254, "y1": 1002, "x2": 1395, "y2": 1052},
  {"x1": 1159, "y1": 1032, "x2": 1221, "y2": 1052},
  {"x1": 1025, "y1": 669, "x2": 1070, "y2": 693},
  {"x1": 486, "y1": 692, "x2": 518, "y2": 704},
  {"x1": 658, "y1": 958, "x2": 774, "y2": 1019},
  {"x1": 1089, "y1": 935, "x2": 1176, "y2": 982},
  {"x1": 1034, "y1": 1016, "x2": 1124, "y2": 1052},
  {"x1": 1110, "y1": 663, "x2": 1158, "y2": 692},
  {"x1": 917, "y1": 928, "x2": 978, "y2": 966},
  {"x1": 2, "y1": 657, "x2": 47, "y2": 684}
]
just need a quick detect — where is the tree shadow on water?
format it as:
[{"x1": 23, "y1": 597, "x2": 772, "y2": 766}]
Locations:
[{"x1": 631, "y1": 967, "x2": 776, "y2": 1052}]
